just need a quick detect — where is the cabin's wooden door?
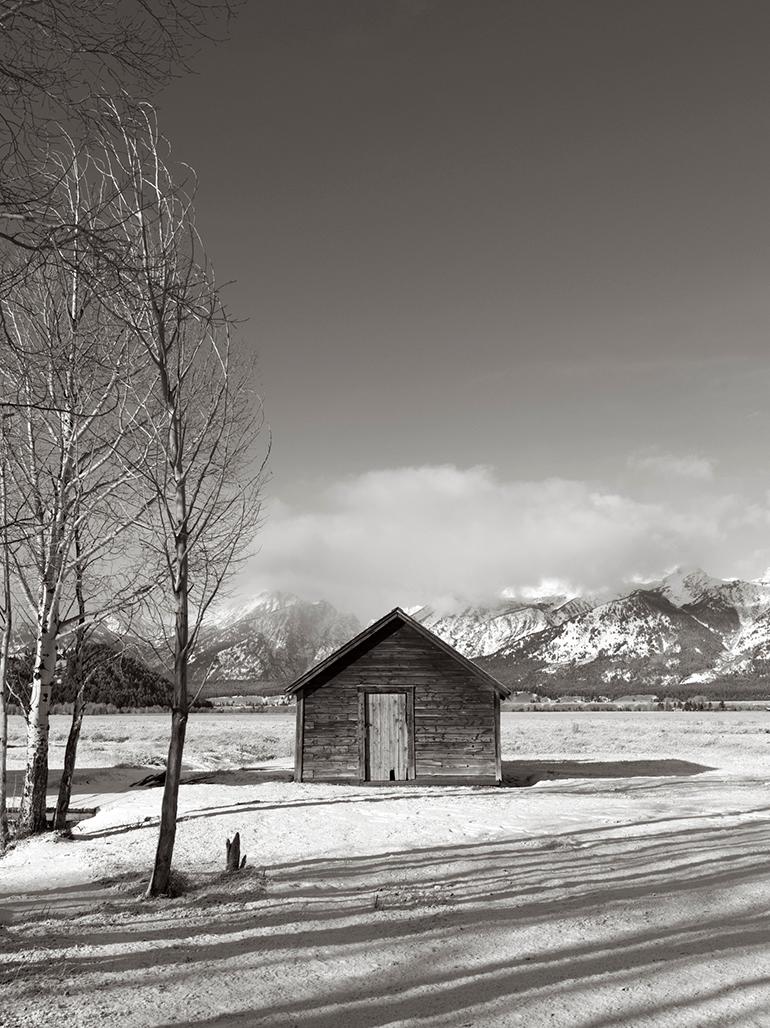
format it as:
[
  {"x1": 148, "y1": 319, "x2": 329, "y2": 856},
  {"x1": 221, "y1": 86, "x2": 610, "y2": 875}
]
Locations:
[{"x1": 365, "y1": 691, "x2": 408, "y2": 781}]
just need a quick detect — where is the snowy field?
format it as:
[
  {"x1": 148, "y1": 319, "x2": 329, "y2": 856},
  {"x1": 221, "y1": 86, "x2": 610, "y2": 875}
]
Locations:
[{"x1": 2, "y1": 710, "x2": 770, "y2": 1027}]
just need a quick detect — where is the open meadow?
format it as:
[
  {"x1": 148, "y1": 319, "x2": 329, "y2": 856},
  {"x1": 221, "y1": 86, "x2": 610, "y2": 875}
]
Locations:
[{"x1": 2, "y1": 710, "x2": 770, "y2": 1027}]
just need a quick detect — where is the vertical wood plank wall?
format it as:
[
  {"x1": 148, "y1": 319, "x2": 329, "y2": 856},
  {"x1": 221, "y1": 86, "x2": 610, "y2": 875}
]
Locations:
[
  {"x1": 294, "y1": 693, "x2": 305, "y2": 781},
  {"x1": 300, "y1": 623, "x2": 498, "y2": 782}
]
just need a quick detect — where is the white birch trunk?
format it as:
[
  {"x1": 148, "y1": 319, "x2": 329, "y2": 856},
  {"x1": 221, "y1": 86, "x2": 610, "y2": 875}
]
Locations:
[
  {"x1": 16, "y1": 589, "x2": 59, "y2": 836},
  {"x1": 0, "y1": 610, "x2": 9, "y2": 851}
]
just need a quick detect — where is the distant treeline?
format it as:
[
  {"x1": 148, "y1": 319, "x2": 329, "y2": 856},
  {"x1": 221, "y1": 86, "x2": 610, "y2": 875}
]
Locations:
[
  {"x1": 193, "y1": 678, "x2": 287, "y2": 698},
  {"x1": 8, "y1": 644, "x2": 173, "y2": 712},
  {"x1": 495, "y1": 674, "x2": 770, "y2": 703},
  {"x1": 6, "y1": 649, "x2": 291, "y2": 713}
]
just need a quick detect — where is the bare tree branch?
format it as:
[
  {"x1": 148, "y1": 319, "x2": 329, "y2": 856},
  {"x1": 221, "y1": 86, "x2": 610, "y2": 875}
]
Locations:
[{"x1": 95, "y1": 101, "x2": 267, "y2": 895}]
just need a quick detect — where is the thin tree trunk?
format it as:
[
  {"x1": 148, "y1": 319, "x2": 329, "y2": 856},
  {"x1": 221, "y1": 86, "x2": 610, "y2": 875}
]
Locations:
[
  {"x1": 0, "y1": 590, "x2": 10, "y2": 851},
  {"x1": 16, "y1": 591, "x2": 58, "y2": 836},
  {"x1": 147, "y1": 704, "x2": 187, "y2": 896},
  {"x1": 0, "y1": 442, "x2": 10, "y2": 851},
  {"x1": 52, "y1": 686, "x2": 84, "y2": 832},
  {"x1": 53, "y1": 527, "x2": 87, "y2": 831},
  {"x1": 147, "y1": 445, "x2": 188, "y2": 897}
]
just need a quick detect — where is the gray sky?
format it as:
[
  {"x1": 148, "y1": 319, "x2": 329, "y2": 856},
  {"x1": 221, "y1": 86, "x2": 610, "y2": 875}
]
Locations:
[{"x1": 161, "y1": 1, "x2": 770, "y2": 617}]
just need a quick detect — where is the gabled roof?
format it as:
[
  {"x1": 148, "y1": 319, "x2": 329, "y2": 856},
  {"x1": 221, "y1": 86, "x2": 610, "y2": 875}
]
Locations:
[{"x1": 286, "y1": 606, "x2": 511, "y2": 698}]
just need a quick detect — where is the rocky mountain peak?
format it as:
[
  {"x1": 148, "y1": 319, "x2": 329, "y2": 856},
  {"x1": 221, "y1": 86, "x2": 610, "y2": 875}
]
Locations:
[{"x1": 656, "y1": 566, "x2": 720, "y2": 606}]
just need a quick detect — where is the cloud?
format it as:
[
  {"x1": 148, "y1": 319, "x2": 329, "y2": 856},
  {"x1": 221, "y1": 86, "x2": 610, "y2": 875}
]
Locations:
[
  {"x1": 627, "y1": 450, "x2": 716, "y2": 480},
  {"x1": 243, "y1": 464, "x2": 768, "y2": 618}
]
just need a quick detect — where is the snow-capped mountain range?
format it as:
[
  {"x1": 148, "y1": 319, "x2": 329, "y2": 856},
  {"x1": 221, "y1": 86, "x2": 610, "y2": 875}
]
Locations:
[
  {"x1": 193, "y1": 569, "x2": 770, "y2": 693},
  {"x1": 191, "y1": 592, "x2": 360, "y2": 685}
]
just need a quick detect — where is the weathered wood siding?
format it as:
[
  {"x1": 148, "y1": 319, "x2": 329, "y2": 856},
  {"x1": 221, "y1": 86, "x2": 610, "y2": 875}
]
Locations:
[
  {"x1": 366, "y1": 692, "x2": 408, "y2": 780},
  {"x1": 300, "y1": 623, "x2": 498, "y2": 782}
]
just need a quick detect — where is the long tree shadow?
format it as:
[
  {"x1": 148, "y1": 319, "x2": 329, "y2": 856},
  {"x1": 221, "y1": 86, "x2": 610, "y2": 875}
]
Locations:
[
  {"x1": 7, "y1": 815, "x2": 770, "y2": 976},
  {"x1": 574, "y1": 974, "x2": 770, "y2": 1028},
  {"x1": 156, "y1": 967, "x2": 770, "y2": 1028},
  {"x1": 265, "y1": 803, "x2": 770, "y2": 877},
  {"x1": 4, "y1": 749, "x2": 764, "y2": 1026},
  {"x1": 17, "y1": 824, "x2": 770, "y2": 954},
  {"x1": 11, "y1": 811, "x2": 770, "y2": 945},
  {"x1": 77, "y1": 761, "x2": 724, "y2": 843},
  {"x1": 78, "y1": 783, "x2": 517, "y2": 840},
  {"x1": 129, "y1": 767, "x2": 295, "y2": 789},
  {"x1": 15, "y1": 869, "x2": 769, "y2": 1027}
]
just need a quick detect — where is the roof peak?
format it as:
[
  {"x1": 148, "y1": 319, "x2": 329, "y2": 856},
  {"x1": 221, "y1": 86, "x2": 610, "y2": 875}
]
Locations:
[{"x1": 287, "y1": 605, "x2": 510, "y2": 698}]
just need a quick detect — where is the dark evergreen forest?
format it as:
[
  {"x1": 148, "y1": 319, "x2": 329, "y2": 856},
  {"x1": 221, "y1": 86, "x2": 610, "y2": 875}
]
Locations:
[{"x1": 8, "y1": 645, "x2": 172, "y2": 712}]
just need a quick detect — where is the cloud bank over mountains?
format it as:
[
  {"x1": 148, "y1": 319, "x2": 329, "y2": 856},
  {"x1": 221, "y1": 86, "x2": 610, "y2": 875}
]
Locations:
[
  {"x1": 246, "y1": 461, "x2": 770, "y2": 618},
  {"x1": 626, "y1": 450, "x2": 716, "y2": 481}
]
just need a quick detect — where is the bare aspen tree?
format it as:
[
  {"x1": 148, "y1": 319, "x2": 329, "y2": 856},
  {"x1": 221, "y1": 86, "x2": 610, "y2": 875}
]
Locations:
[
  {"x1": 52, "y1": 520, "x2": 147, "y2": 830},
  {"x1": 0, "y1": 3, "x2": 245, "y2": 839},
  {"x1": 51, "y1": 526, "x2": 87, "y2": 832},
  {"x1": 0, "y1": 149, "x2": 146, "y2": 835},
  {"x1": 0, "y1": 320, "x2": 135, "y2": 833},
  {"x1": 98, "y1": 104, "x2": 266, "y2": 896},
  {"x1": 0, "y1": 1, "x2": 241, "y2": 252},
  {"x1": 0, "y1": 414, "x2": 14, "y2": 850}
]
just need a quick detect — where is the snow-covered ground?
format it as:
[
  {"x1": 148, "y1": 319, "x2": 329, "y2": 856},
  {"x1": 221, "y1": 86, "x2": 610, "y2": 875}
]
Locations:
[{"x1": 2, "y1": 711, "x2": 770, "y2": 1027}]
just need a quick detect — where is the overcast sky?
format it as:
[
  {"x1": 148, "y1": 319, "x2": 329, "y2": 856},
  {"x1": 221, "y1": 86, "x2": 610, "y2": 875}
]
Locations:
[{"x1": 160, "y1": 1, "x2": 770, "y2": 617}]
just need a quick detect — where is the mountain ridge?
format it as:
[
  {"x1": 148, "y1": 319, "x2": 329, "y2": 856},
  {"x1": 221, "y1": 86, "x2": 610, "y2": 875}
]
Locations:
[{"x1": 194, "y1": 569, "x2": 770, "y2": 695}]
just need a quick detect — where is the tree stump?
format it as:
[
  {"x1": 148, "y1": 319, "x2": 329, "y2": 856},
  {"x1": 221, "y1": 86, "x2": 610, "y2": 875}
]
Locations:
[{"x1": 225, "y1": 831, "x2": 247, "y2": 872}]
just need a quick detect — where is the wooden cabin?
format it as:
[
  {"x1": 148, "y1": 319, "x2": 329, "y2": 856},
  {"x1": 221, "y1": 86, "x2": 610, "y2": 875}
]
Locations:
[{"x1": 287, "y1": 607, "x2": 510, "y2": 785}]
